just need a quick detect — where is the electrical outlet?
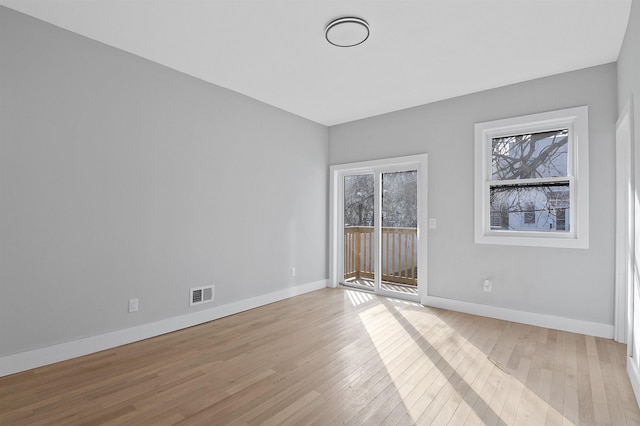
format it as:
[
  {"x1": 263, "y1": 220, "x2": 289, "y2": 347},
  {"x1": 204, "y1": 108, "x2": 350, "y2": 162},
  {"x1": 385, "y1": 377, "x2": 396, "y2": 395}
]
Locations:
[
  {"x1": 429, "y1": 218, "x2": 437, "y2": 229},
  {"x1": 291, "y1": 267, "x2": 296, "y2": 277},
  {"x1": 129, "y1": 298, "x2": 139, "y2": 312},
  {"x1": 483, "y1": 280, "x2": 492, "y2": 293}
]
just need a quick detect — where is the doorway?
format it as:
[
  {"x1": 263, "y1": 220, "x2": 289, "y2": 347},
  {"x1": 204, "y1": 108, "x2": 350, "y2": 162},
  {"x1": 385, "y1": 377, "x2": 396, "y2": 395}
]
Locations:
[
  {"x1": 330, "y1": 155, "x2": 428, "y2": 303},
  {"x1": 616, "y1": 99, "x2": 634, "y2": 346}
]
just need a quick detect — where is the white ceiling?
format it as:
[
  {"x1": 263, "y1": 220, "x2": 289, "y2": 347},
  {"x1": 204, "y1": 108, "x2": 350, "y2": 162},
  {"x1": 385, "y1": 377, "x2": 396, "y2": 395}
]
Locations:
[{"x1": 0, "y1": 0, "x2": 632, "y2": 126}]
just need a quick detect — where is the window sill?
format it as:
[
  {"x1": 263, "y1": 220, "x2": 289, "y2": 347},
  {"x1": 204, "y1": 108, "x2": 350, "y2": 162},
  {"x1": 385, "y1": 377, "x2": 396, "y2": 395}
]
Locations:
[{"x1": 475, "y1": 232, "x2": 589, "y2": 249}]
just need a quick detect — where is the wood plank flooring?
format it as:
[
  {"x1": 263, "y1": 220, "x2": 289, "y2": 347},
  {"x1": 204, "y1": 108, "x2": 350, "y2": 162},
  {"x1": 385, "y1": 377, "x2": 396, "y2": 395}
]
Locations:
[{"x1": 1, "y1": 287, "x2": 639, "y2": 425}]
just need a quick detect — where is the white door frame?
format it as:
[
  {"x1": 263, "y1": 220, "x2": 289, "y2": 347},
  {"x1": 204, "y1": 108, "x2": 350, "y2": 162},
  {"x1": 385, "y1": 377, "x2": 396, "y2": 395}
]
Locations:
[
  {"x1": 616, "y1": 98, "x2": 634, "y2": 344},
  {"x1": 329, "y1": 154, "x2": 428, "y2": 304}
]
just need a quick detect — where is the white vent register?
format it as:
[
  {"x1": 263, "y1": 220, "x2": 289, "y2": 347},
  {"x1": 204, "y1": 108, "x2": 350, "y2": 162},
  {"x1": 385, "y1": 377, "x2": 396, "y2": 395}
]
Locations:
[{"x1": 190, "y1": 285, "x2": 214, "y2": 306}]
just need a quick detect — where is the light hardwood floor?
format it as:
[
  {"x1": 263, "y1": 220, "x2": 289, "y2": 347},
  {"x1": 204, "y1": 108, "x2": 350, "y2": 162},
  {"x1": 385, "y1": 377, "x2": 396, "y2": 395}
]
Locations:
[{"x1": 1, "y1": 287, "x2": 639, "y2": 425}]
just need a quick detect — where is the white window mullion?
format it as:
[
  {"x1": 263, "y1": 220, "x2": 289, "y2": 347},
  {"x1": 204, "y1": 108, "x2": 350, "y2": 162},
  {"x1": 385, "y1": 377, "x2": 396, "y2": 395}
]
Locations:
[{"x1": 488, "y1": 176, "x2": 572, "y2": 188}]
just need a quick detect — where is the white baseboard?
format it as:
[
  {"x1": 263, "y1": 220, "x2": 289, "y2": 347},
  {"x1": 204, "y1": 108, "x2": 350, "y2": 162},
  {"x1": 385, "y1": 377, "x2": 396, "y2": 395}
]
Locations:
[
  {"x1": 423, "y1": 295, "x2": 614, "y2": 339},
  {"x1": 628, "y1": 357, "x2": 640, "y2": 408},
  {"x1": 0, "y1": 280, "x2": 328, "y2": 378}
]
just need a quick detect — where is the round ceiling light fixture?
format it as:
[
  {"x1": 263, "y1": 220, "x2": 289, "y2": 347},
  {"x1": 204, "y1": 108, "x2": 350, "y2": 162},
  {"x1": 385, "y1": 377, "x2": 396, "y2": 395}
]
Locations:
[{"x1": 325, "y1": 17, "x2": 369, "y2": 47}]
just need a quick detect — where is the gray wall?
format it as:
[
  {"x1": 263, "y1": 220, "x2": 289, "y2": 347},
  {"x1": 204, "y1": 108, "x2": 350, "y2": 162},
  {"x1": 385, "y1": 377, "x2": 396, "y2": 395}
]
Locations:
[
  {"x1": 0, "y1": 7, "x2": 328, "y2": 356},
  {"x1": 617, "y1": 0, "x2": 640, "y2": 379},
  {"x1": 330, "y1": 64, "x2": 618, "y2": 326}
]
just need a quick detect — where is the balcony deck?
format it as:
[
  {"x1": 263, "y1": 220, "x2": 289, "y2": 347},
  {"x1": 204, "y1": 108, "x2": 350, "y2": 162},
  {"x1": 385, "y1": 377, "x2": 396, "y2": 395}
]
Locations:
[{"x1": 344, "y1": 226, "x2": 419, "y2": 296}]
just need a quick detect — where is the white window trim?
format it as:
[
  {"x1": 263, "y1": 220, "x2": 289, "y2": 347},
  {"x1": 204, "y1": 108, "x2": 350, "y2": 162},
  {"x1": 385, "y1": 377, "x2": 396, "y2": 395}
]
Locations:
[{"x1": 474, "y1": 106, "x2": 589, "y2": 249}]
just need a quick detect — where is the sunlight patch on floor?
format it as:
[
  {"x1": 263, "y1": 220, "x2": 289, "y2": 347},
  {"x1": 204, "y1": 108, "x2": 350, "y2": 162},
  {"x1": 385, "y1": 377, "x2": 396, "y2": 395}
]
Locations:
[
  {"x1": 357, "y1": 303, "x2": 576, "y2": 424},
  {"x1": 345, "y1": 289, "x2": 375, "y2": 307},
  {"x1": 358, "y1": 303, "x2": 443, "y2": 423},
  {"x1": 385, "y1": 297, "x2": 421, "y2": 307}
]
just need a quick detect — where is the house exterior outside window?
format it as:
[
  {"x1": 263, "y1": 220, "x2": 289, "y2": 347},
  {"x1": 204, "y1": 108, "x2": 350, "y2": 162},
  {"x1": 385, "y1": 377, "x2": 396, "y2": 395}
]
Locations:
[{"x1": 474, "y1": 106, "x2": 589, "y2": 248}]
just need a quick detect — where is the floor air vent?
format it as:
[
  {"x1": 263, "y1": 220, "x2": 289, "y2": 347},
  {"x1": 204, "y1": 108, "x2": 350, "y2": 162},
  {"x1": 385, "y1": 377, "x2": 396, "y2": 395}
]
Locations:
[{"x1": 190, "y1": 285, "x2": 214, "y2": 306}]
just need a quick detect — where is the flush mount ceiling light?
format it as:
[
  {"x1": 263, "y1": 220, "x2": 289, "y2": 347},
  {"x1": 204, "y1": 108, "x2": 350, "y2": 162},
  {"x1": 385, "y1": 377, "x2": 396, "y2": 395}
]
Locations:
[{"x1": 325, "y1": 17, "x2": 369, "y2": 47}]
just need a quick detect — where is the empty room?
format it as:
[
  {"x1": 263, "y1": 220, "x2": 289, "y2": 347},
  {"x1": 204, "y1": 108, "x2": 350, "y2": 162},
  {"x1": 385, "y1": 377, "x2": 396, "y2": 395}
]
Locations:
[{"x1": 2, "y1": 0, "x2": 640, "y2": 424}]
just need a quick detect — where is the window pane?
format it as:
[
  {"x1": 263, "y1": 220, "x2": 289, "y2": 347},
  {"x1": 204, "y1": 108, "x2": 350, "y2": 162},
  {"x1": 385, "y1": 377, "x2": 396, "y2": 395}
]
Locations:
[
  {"x1": 492, "y1": 129, "x2": 568, "y2": 180},
  {"x1": 382, "y1": 171, "x2": 418, "y2": 291},
  {"x1": 343, "y1": 174, "x2": 375, "y2": 287},
  {"x1": 344, "y1": 174, "x2": 374, "y2": 227},
  {"x1": 490, "y1": 183, "x2": 570, "y2": 232},
  {"x1": 382, "y1": 171, "x2": 417, "y2": 228}
]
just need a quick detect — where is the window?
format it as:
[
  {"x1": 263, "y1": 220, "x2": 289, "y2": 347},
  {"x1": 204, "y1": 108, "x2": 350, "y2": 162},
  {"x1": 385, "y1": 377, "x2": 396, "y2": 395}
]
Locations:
[
  {"x1": 474, "y1": 106, "x2": 589, "y2": 248},
  {"x1": 523, "y1": 202, "x2": 536, "y2": 225}
]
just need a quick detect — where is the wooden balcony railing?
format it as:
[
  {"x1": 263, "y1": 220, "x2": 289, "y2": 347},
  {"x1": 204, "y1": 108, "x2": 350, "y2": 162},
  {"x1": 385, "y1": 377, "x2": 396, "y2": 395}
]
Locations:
[{"x1": 344, "y1": 226, "x2": 418, "y2": 286}]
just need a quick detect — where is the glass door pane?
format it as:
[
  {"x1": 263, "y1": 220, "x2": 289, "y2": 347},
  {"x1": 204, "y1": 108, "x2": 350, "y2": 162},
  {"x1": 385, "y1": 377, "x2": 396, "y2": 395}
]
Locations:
[
  {"x1": 380, "y1": 170, "x2": 418, "y2": 297},
  {"x1": 343, "y1": 174, "x2": 375, "y2": 290}
]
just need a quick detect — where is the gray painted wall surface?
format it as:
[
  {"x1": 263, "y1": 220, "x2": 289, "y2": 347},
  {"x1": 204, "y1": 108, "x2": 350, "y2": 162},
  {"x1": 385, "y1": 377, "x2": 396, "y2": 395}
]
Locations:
[
  {"x1": 0, "y1": 7, "x2": 328, "y2": 356},
  {"x1": 617, "y1": 0, "x2": 640, "y2": 378},
  {"x1": 330, "y1": 64, "x2": 618, "y2": 326}
]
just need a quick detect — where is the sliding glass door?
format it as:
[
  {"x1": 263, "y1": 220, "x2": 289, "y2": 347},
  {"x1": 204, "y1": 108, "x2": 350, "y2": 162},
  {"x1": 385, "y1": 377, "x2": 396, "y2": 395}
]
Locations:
[
  {"x1": 380, "y1": 170, "x2": 418, "y2": 298},
  {"x1": 333, "y1": 155, "x2": 427, "y2": 302}
]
